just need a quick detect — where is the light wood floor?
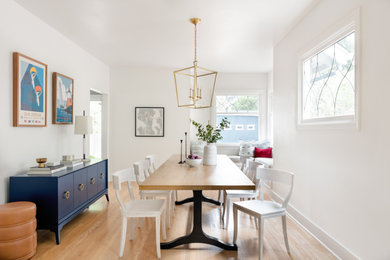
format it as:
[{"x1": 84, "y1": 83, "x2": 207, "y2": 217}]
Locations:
[{"x1": 32, "y1": 183, "x2": 336, "y2": 260}]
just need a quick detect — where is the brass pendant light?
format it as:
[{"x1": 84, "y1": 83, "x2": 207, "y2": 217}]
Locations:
[{"x1": 173, "y1": 18, "x2": 217, "y2": 109}]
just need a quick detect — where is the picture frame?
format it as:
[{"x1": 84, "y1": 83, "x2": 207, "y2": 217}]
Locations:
[
  {"x1": 135, "y1": 107, "x2": 164, "y2": 137},
  {"x1": 13, "y1": 52, "x2": 47, "y2": 127},
  {"x1": 52, "y1": 72, "x2": 74, "y2": 124}
]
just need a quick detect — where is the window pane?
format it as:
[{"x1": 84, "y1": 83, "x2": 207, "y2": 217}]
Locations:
[
  {"x1": 302, "y1": 32, "x2": 355, "y2": 120},
  {"x1": 217, "y1": 115, "x2": 258, "y2": 143},
  {"x1": 216, "y1": 95, "x2": 259, "y2": 113}
]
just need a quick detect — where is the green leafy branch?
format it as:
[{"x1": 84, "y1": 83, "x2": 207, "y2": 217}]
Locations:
[{"x1": 191, "y1": 117, "x2": 230, "y2": 143}]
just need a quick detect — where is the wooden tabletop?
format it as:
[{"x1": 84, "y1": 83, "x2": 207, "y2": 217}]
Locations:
[{"x1": 139, "y1": 154, "x2": 255, "y2": 191}]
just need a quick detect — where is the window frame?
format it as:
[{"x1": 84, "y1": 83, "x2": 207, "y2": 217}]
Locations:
[
  {"x1": 297, "y1": 11, "x2": 360, "y2": 128},
  {"x1": 211, "y1": 89, "x2": 267, "y2": 144}
]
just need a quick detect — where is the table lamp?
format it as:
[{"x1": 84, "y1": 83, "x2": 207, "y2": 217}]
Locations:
[{"x1": 74, "y1": 110, "x2": 93, "y2": 162}]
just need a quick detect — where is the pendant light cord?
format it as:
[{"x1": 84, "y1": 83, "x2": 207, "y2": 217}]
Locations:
[{"x1": 194, "y1": 23, "x2": 197, "y2": 66}]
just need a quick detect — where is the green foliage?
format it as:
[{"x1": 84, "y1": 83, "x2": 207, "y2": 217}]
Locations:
[
  {"x1": 231, "y1": 96, "x2": 258, "y2": 111},
  {"x1": 191, "y1": 118, "x2": 230, "y2": 143}
]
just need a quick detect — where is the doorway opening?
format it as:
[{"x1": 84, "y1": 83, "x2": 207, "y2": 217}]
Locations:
[{"x1": 90, "y1": 90, "x2": 103, "y2": 159}]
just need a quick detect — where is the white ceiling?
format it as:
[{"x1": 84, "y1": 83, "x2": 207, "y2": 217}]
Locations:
[{"x1": 15, "y1": 0, "x2": 317, "y2": 72}]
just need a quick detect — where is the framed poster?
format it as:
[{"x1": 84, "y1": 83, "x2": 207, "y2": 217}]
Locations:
[
  {"x1": 135, "y1": 107, "x2": 164, "y2": 137},
  {"x1": 53, "y1": 72, "x2": 74, "y2": 124},
  {"x1": 13, "y1": 52, "x2": 47, "y2": 127}
]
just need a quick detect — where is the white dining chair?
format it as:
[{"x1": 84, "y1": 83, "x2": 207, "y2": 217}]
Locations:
[
  {"x1": 112, "y1": 168, "x2": 167, "y2": 259},
  {"x1": 134, "y1": 160, "x2": 173, "y2": 228},
  {"x1": 146, "y1": 155, "x2": 177, "y2": 211},
  {"x1": 145, "y1": 154, "x2": 157, "y2": 176},
  {"x1": 222, "y1": 159, "x2": 263, "y2": 229},
  {"x1": 233, "y1": 168, "x2": 294, "y2": 260}
]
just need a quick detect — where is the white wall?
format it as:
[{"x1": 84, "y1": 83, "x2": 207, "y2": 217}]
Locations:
[
  {"x1": 109, "y1": 67, "x2": 190, "y2": 176},
  {"x1": 273, "y1": 0, "x2": 390, "y2": 259},
  {"x1": 0, "y1": 0, "x2": 110, "y2": 204}
]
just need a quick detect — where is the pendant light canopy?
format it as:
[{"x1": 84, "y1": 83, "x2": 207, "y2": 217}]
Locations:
[{"x1": 173, "y1": 18, "x2": 217, "y2": 109}]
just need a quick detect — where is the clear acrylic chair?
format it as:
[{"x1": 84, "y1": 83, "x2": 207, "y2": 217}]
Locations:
[
  {"x1": 112, "y1": 168, "x2": 167, "y2": 258},
  {"x1": 233, "y1": 167, "x2": 294, "y2": 260},
  {"x1": 134, "y1": 160, "x2": 173, "y2": 228}
]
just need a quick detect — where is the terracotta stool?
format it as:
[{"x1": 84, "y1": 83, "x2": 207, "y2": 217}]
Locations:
[{"x1": 0, "y1": 202, "x2": 37, "y2": 260}]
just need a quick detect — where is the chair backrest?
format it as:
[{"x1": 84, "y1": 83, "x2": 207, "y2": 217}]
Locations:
[
  {"x1": 133, "y1": 160, "x2": 149, "y2": 185},
  {"x1": 112, "y1": 168, "x2": 135, "y2": 211},
  {"x1": 257, "y1": 167, "x2": 294, "y2": 208},
  {"x1": 145, "y1": 155, "x2": 157, "y2": 175},
  {"x1": 246, "y1": 160, "x2": 264, "y2": 192}
]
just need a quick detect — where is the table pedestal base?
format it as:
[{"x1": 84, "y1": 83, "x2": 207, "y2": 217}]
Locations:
[
  {"x1": 175, "y1": 193, "x2": 221, "y2": 206},
  {"x1": 161, "y1": 190, "x2": 237, "y2": 250}
]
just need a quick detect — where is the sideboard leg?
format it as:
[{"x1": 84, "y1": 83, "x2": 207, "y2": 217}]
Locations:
[
  {"x1": 105, "y1": 193, "x2": 110, "y2": 202},
  {"x1": 55, "y1": 229, "x2": 61, "y2": 245}
]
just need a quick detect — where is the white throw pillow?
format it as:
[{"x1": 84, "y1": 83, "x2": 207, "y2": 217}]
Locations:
[{"x1": 239, "y1": 141, "x2": 254, "y2": 156}]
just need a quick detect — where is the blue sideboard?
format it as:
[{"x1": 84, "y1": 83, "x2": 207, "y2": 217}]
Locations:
[{"x1": 9, "y1": 159, "x2": 109, "y2": 244}]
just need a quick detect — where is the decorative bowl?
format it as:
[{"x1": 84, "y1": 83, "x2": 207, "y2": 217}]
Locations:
[
  {"x1": 36, "y1": 158, "x2": 47, "y2": 168},
  {"x1": 186, "y1": 158, "x2": 203, "y2": 167}
]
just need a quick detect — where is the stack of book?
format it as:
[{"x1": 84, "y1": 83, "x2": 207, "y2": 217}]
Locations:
[
  {"x1": 28, "y1": 164, "x2": 67, "y2": 175},
  {"x1": 60, "y1": 159, "x2": 84, "y2": 168}
]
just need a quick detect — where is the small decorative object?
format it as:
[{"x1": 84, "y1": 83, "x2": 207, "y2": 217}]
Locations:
[
  {"x1": 13, "y1": 52, "x2": 47, "y2": 127},
  {"x1": 36, "y1": 158, "x2": 47, "y2": 168},
  {"x1": 135, "y1": 107, "x2": 164, "y2": 137},
  {"x1": 62, "y1": 155, "x2": 74, "y2": 161},
  {"x1": 53, "y1": 72, "x2": 73, "y2": 124},
  {"x1": 191, "y1": 118, "x2": 230, "y2": 165},
  {"x1": 74, "y1": 110, "x2": 93, "y2": 162},
  {"x1": 185, "y1": 154, "x2": 202, "y2": 167},
  {"x1": 173, "y1": 18, "x2": 217, "y2": 109},
  {"x1": 178, "y1": 140, "x2": 184, "y2": 164}
]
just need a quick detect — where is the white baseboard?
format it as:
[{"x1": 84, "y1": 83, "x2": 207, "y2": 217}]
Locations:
[{"x1": 272, "y1": 190, "x2": 360, "y2": 260}]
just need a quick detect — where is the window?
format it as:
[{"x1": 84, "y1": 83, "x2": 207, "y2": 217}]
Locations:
[
  {"x1": 298, "y1": 21, "x2": 358, "y2": 126},
  {"x1": 215, "y1": 95, "x2": 261, "y2": 143}
]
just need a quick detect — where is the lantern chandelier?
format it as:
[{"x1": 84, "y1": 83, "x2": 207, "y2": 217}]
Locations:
[{"x1": 173, "y1": 18, "x2": 217, "y2": 109}]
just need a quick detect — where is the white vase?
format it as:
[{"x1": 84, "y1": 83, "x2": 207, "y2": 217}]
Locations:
[{"x1": 203, "y1": 143, "x2": 217, "y2": 165}]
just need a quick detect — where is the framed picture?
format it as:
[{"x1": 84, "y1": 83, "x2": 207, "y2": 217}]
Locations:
[
  {"x1": 135, "y1": 107, "x2": 164, "y2": 137},
  {"x1": 13, "y1": 52, "x2": 47, "y2": 127},
  {"x1": 52, "y1": 72, "x2": 74, "y2": 124}
]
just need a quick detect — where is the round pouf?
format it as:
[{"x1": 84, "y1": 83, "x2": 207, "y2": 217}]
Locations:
[{"x1": 0, "y1": 202, "x2": 37, "y2": 260}]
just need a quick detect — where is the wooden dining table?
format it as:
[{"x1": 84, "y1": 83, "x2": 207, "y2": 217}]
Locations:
[{"x1": 139, "y1": 154, "x2": 255, "y2": 250}]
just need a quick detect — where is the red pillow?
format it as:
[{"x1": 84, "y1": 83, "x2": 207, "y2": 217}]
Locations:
[{"x1": 254, "y1": 147, "x2": 272, "y2": 158}]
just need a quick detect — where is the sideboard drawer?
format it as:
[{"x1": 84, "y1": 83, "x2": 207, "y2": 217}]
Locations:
[
  {"x1": 58, "y1": 174, "x2": 74, "y2": 220},
  {"x1": 97, "y1": 161, "x2": 106, "y2": 192},
  {"x1": 73, "y1": 169, "x2": 88, "y2": 208},
  {"x1": 87, "y1": 164, "x2": 98, "y2": 199}
]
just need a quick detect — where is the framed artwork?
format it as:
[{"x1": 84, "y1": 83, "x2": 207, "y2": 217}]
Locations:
[
  {"x1": 52, "y1": 72, "x2": 74, "y2": 124},
  {"x1": 13, "y1": 52, "x2": 47, "y2": 127},
  {"x1": 135, "y1": 107, "x2": 164, "y2": 137}
]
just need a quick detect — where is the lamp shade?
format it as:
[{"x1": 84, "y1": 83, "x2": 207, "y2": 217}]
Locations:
[{"x1": 74, "y1": 116, "x2": 92, "y2": 135}]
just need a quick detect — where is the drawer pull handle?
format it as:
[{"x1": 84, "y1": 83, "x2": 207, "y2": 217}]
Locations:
[
  {"x1": 90, "y1": 177, "x2": 96, "y2": 184},
  {"x1": 100, "y1": 173, "x2": 105, "y2": 179},
  {"x1": 64, "y1": 191, "x2": 70, "y2": 199},
  {"x1": 79, "y1": 183, "x2": 85, "y2": 191}
]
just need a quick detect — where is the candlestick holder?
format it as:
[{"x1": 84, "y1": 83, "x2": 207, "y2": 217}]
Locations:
[
  {"x1": 178, "y1": 139, "x2": 184, "y2": 164},
  {"x1": 184, "y1": 132, "x2": 188, "y2": 161}
]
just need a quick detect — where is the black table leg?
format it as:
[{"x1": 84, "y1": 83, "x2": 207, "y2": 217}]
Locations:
[
  {"x1": 161, "y1": 190, "x2": 237, "y2": 250},
  {"x1": 175, "y1": 193, "x2": 221, "y2": 206}
]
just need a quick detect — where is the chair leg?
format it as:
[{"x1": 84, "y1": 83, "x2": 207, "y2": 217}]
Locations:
[
  {"x1": 282, "y1": 215, "x2": 290, "y2": 254},
  {"x1": 222, "y1": 192, "x2": 227, "y2": 223},
  {"x1": 233, "y1": 206, "x2": 238, "y2": 243},
  {"x1": 162, "y1": 209, "x2": 167, "y2": 240},
  {"x1": 129, "y1": 218, "x2": 134, "y2": 240},
  {"x1": 166, "y1": 195, "x2": 171, "y2": 228},
  {"x1": 171, "y1": 191, "x2": 175, "y2": 216},
  {"x1": 255, "y1": 217, "x2": 259, "y2": 230},
  {"x1": 259, "y1": 217, "x2": 264, "y2": 260},
  {"x1": 226, "y1": 197, "x2": 231, "y2": 229},
  {"x1": 156, "y1": 216, "x2": 161, "y2": 259},
  {"x1": 119, "y1": 217, "x2": 127, "y2": 257}
]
